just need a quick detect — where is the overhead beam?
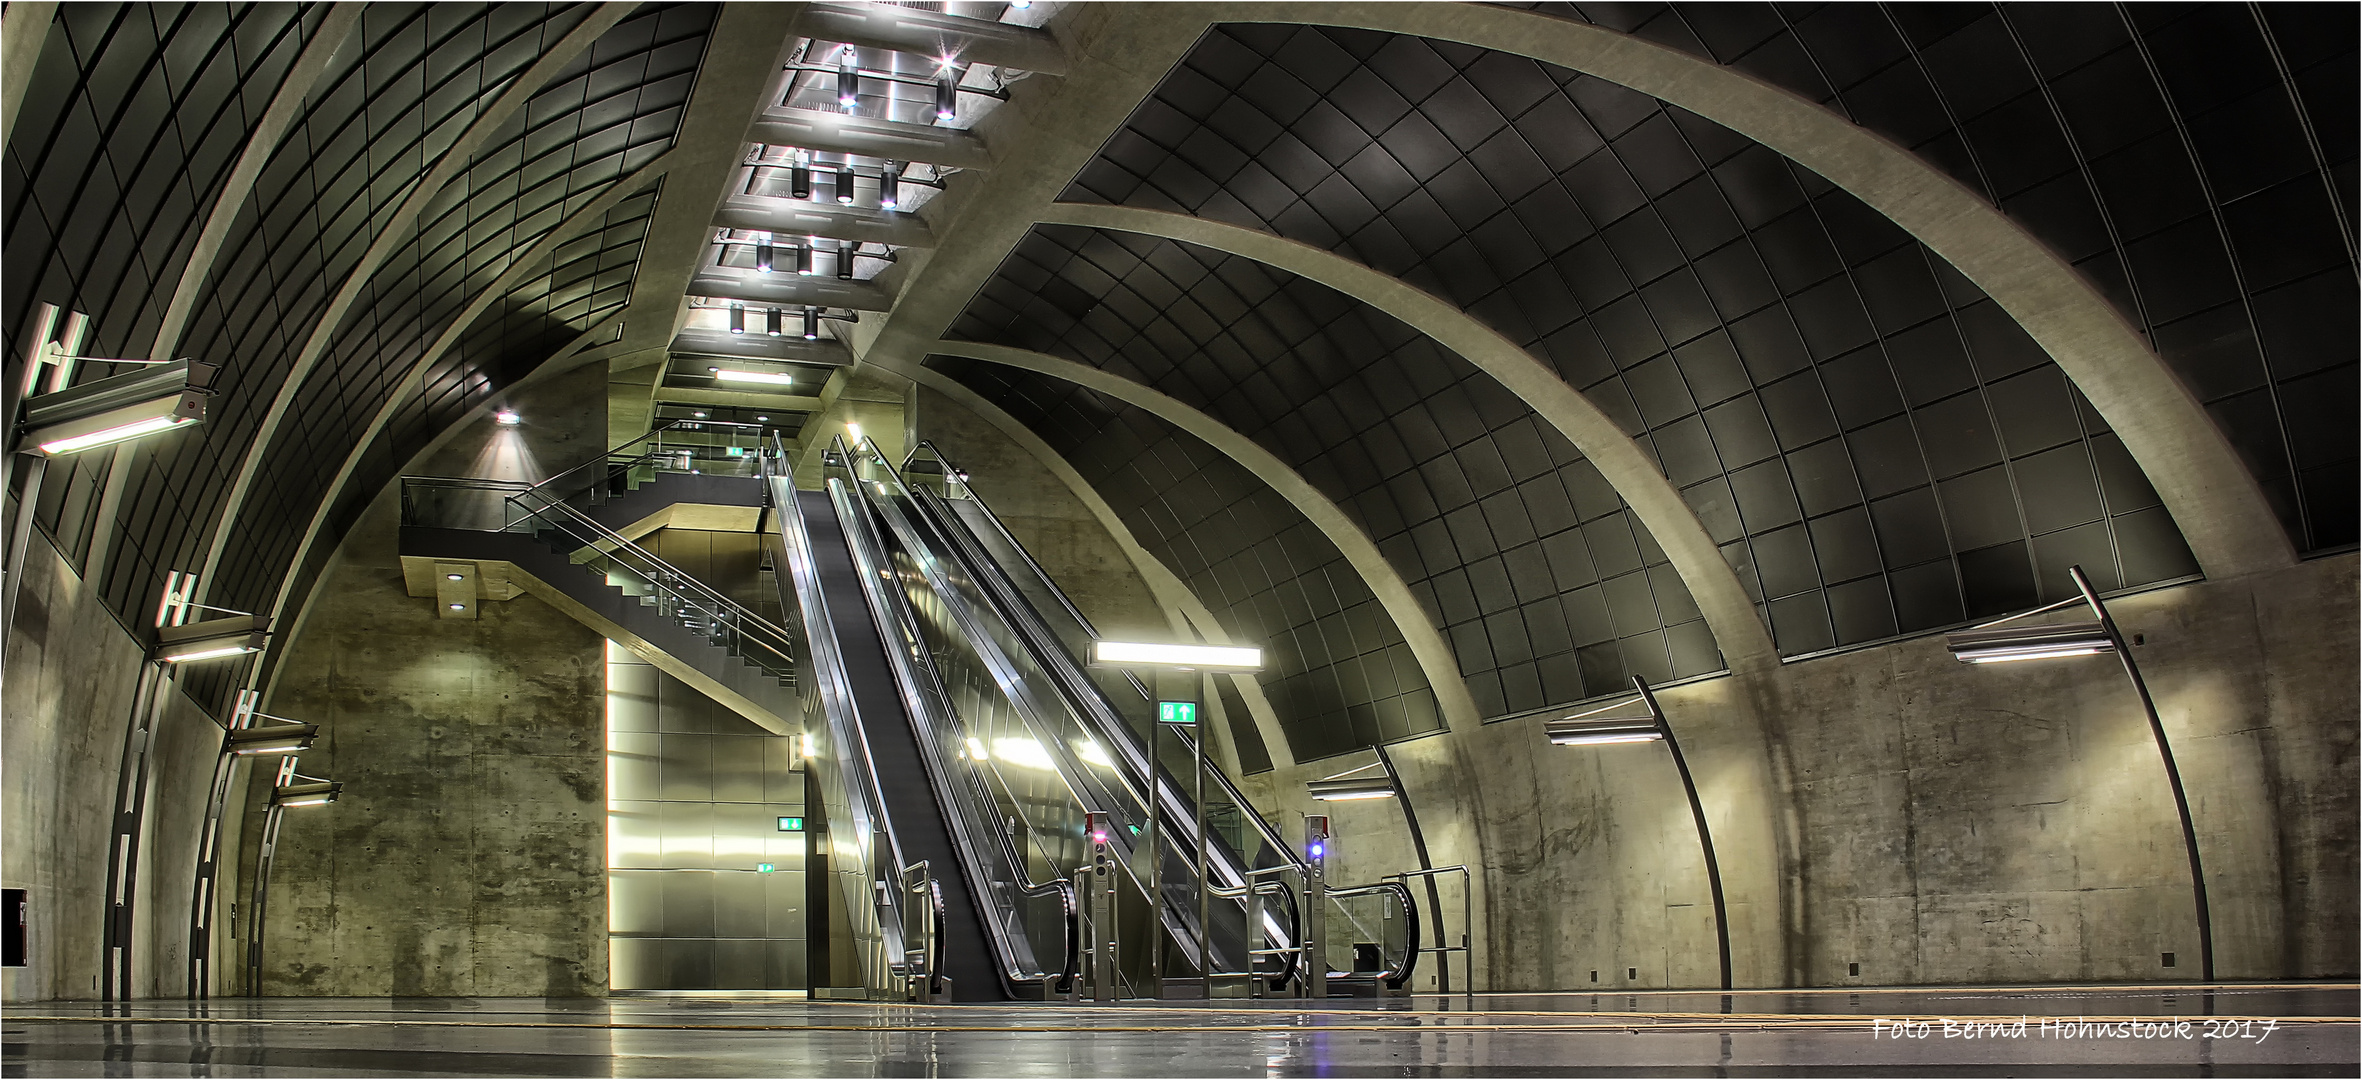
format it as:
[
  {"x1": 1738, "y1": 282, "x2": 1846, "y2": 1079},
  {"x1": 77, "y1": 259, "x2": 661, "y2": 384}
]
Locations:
[
  {"x1": 714, "y1": 194, "x2": 936, "y2": 247},
  {"x1": 0, "y1": 2, "x2": 57, "y2": 150},
  {"x1": 1043, "y1": 202, "x2": 1779, "y2": 672},
  {"x1": 689, "y1": 274, "x2": 892, "y2": 312},
  {"x1": 798, "y1": 1, "x2": 1069, "y2": 75},
  {"x1": 749, "y1": 108, "x2": 993, "y2": 169},
  {"x1": 671, "y1": 328, "x2": 853, "y2": 366},
  {"x1": 653, "y1": 386, "x2": 826, "y2": 412}
]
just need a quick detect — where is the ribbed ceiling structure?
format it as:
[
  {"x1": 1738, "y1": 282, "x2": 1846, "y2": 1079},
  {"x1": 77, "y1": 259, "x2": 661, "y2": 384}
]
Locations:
[{"x1": 6, "y1": 2, "x2": 2351, "y2": 767}]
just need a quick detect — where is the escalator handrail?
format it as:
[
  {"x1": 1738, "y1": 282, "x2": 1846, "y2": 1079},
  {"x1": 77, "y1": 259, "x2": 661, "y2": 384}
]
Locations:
[
  {"x1": 1323, "y1": 879, "x2": 1420, "y2": 990},
  {"x1": 904, "y1": 443, "x2": 1302, "y2": 876},
  {"x1": 823, "y1": 443, "x2": 1079, "y2": 991},
  {"x1": 762, "y1": 442, "x2": 916, "y2": 972}
]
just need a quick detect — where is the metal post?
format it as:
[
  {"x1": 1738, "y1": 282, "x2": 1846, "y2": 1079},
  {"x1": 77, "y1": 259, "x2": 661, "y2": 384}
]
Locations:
[
  {"x1": 1244, "y1": 874, "x2": 1264, "y2": 999},
  {"x1": 2070, "y1": 565, "x2": 2213, "y2": 982},
  {"x1": 1193, "y1": 704, "x2": 1209, "y2": 999},
  {"x1": 1303, "y1": 814, "x2": 1328, "y2": 999},
  {"x1": 102, "y1": 663, "x2": 165, "y2": 1002},
  {"x1": 1632, "y1": 676, "x2": 1732, "y2": 991},
  {"x1": 1147, "y1": 716, "x2": 1161, "y2": 997},
  {"x1": 1087, "y1": 811, "x2": 1114, "y2": 1001}
]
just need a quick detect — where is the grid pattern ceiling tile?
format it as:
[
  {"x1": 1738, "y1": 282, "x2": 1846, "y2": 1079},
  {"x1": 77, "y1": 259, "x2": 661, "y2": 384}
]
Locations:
[{"x1": 1063, "y1": 21, "x2": 2230, "y2": 657}]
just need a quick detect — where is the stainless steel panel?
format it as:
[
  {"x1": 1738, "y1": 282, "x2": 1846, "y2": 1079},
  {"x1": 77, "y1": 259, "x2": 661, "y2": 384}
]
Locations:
[
  {"x1": 607, "y1": 801, "x2": 664, "y2": 869},
  {"x1": 710, "y1": 738, "x2": 769, "y2": 803},
  {"x1": 607, "y1": 664, "x2": 659, "y2": 733},
  {"x1": 656, "y1": 802, "x2": 715, "y2": 869},
  {"x1": 660, "y1": 873, "x2": 717, "y2": 938},
  {"x1": 608, "y1": 734, "x2": 661, "y2": 803},
  {"x1": 609, "y1": 937, "x2": 663, "y2": 991},
  {"x1": 715, "y1": 873, "x2": 768, "y2": 940},
  {"x1": 658, "y1": 733, "x2": 714, "y2": 801},
  {"x1": 608, "y1": 871, "x2": 664, "y2": 935}
]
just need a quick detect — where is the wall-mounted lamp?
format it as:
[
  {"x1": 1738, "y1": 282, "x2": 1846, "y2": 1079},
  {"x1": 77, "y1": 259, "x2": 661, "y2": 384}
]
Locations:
[
  {"x1": 1944, "y1": 621, "x2": 2113, "y2": 664},
  {"x1": 154, "y1": 614, "x2": 271, "y2": 664},
  {"x1": 17, "y1": 357, "x2": 218, "y2": 456},
  {"x1": 225, "y1": 722, "x2": 319, "y2": 756},
  {"x1": 270, "y1": 779, "x2": 342, "y2": 808}
]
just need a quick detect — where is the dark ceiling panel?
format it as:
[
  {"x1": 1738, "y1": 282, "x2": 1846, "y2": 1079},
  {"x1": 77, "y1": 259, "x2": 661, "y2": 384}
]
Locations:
[
  {"x1": 1502, "y1": 1, "x2": 2357, "y2": 555},
  {"x1": 1060, "y1": 18, "x2": 2281, "y2": 662},
  {"x1": 949, "y1": 224, "x2": 1718, "y2": 732},
  {"x1": 931, "y1": 354, "x2": 1442, "y2": 764}
]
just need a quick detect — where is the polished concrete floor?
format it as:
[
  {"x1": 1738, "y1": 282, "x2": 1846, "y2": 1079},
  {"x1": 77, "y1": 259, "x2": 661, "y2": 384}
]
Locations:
[{"x1": 5, "y1": 984, "x2": 2355, "y2": 1077}]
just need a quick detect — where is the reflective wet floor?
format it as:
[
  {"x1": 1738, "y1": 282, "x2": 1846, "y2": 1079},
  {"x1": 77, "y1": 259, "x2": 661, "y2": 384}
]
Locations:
[{"x1": 6, "y1": 984, "x2": 2355, "y2": 1076}]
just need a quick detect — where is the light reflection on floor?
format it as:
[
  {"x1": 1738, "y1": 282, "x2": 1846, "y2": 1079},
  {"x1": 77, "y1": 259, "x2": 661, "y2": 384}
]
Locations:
[{"x1": 3, "y1": 984, "x2": 2355, "y2": 1077}]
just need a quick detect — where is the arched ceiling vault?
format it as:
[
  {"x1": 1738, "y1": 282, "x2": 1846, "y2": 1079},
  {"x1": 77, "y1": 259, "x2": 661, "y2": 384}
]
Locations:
[
  {"x1": 1040, "y1": 201, "x2": 1779, "y2": 670},
  {"x1": 925, "y1": 337, "x2": 1486, "y2": 740}
]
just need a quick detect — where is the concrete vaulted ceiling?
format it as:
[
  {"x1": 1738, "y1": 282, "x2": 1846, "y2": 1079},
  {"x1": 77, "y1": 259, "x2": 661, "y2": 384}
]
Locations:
[{"x1": 6, "y1": 2, "x2": 2349, "y2": 766}]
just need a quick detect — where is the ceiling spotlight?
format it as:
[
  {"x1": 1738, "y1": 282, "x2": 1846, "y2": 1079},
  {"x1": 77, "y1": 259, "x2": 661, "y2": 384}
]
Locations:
[
  {"x1": 790, "y1": 158, "x2": 811, "y2": 200},
  {"x1": 445, "y1": 573, "x2": 464, "y2": 581},
  {"x1": 714, "y1": 369, "x2": 795, "y2": 386},
  {"x1": 765, "y1": 306, "x2": 784, "y2": 337},
  {"x1": 448, "y1": 602, "x2": 465, "y2": 611},
  {"x1": 693, "y1": 411, "x2": 707, "y2": 418},
  {"x1": 836, "y1": 242, "x2": 856, "y2": 280},
  {"x1": 757, "y1": 415, "x2": 770, "y2": 422},
  {"x1": 494, "y1": 409, "x2": 520, "y2": 425},
  {"x1": 934, "y1": 66, "x2": 958, "y2": 121},
  {"x1": 795, "y1": 243, "x2": 814, "y2": 276},
  {"x1": 802, "y1": 308, "x2": 820, "y2": 341},
  {"x1": 837, "y1": 48, "x2": 858, "y2": 110},
  {"x1": 755, "y1": 234, "x2": 773, "y2": 273},
  {"x1": 835, "y1": 164, "x2": 855, "y2": 205},
  {"x1": 729, "y1": 302, "x2": 745, "y2": 335},
  {"x1": 879, "y1": 164, "x2": 900, "y2": 211}
]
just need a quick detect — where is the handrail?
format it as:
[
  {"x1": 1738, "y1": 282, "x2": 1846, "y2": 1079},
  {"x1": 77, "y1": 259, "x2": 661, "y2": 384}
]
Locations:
[
  {"x1": 1325, "y1": 878, "x2": 1419, "y2": 990},
  {"x1": 504, "y1": 491, "x2": 799, "y2": 667},
  {"x1": 906, "y1": 441, "x2": 1301, "y2": 876},
  {"x1": 1386, "y1": 864, "x2": 1472, "y2": 995},
  {"x1": 512, "y1": 418, "x2": 693, "y2": 504},
  {"x1": 821, "y1": 437, "x2": 1082, "y2": 992}
]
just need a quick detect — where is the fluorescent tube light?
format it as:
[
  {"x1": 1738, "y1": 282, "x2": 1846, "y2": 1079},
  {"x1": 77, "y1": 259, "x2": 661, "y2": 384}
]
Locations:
[
  {"x1": 1945, "y1": 621, "x2": 2115, "y2": 664},
  {"x1": 1090, "y1": 640, "x2": 1264, "y2": 670},
  {"x1": 1308, "y1": 777, "x2": 1396, "y2": 801},
  {"x1": 38, "y1": 413, "x2": 187, "y2": 454},
  {"x1": 713, "y1": 369, "x2": 796, "y2": 386}
]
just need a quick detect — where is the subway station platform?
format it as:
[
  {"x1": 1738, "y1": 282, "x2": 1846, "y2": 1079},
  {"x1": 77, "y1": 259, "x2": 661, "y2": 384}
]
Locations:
[{"x1": 7, "y1": 984, "x2": 2357, "y2": 1077}]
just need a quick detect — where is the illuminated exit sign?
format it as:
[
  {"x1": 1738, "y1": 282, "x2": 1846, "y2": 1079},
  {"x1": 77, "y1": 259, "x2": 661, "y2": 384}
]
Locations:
[
  {"x1": 1158, "y1": 701, "x2": 1197, "y2": 724},
  {"x1": 778, "y1": 816, "x2": 805, "y2": 831}
]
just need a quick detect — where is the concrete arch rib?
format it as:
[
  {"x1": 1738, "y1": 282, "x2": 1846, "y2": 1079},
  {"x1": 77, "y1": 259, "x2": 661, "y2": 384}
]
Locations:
[
  {"x1": 898, "y1": 360, "x2": 1291, "y2": 772},
  {"x1": 1043, "y1": 203, "x2": 1781, "y2": 673},
  {"x1": 1193, "y1": 1, "x2": 2295, "y2": 580},
  {"x1": 925, "y1": 339, "x2": 1487, "y2": 748}
]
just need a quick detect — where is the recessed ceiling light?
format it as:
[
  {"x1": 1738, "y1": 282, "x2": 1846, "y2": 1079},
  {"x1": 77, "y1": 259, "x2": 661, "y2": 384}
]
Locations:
[{"x1": 446, "y1": 573, "x2": 464, "y2": 581}]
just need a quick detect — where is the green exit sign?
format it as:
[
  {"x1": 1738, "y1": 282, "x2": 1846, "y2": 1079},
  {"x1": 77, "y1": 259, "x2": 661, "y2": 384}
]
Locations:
[
  {"x1": 778, "y1": 816, "x2": 805, "y2": 831},
  {"x1": 1158, "y1": 701, "x2": 1198, "y2": 724},
  {"x1": 756, "y1": 863, "x2": 775, "y2": 873}
]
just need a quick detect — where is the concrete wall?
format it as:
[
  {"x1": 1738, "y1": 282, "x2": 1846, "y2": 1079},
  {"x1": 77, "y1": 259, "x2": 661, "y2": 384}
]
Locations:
[
  {"x1": 2, "y1": 534, "x2": 223, "y2": 1001},
  {"x1": 1254, "y1": 555, "x2": 2358, "y2": 990},
  {"x1": 244, "y1": 364, "x2": 613, "y2": 996}
]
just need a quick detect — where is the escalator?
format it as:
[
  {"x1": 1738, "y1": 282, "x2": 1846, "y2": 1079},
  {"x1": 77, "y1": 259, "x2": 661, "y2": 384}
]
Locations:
[{"x1": 402, "y1": 423, "x2": 1412, "y2": 1000}]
